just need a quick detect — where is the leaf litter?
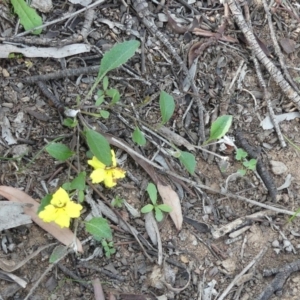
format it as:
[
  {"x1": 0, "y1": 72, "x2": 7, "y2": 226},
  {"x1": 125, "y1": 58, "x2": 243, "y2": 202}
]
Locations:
[{"x1": 2, "y1": 0, "x2": 300, "y2": 299}]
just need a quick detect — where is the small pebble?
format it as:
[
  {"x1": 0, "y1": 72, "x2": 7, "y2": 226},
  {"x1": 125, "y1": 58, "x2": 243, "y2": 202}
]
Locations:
[
  {"x1": 283, "y1": 239, "x2": 291, "y2": 248},
  {"x1": 285, "y1": 245, "x2": 293, "y2": 253},
  {"x1": 272, "y1": 240, "x2": 280, "y2": 248},
  {"x1": 2, "y1": 69, "x2": 10, "y2": 77},
  {"x1": 270, "y1": 160, "x2": 288, "y2": 175}
]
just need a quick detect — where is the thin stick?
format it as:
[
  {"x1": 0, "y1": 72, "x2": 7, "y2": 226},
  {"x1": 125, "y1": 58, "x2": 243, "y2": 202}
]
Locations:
[
  {"x1": 217, "y1": 246, "x2": 268, "y2": 300},
  {"x1": 228, "y1": 0, "x2": 300, "y2": 110}
]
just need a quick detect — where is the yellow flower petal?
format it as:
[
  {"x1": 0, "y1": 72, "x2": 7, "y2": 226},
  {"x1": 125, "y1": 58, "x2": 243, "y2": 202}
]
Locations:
[
  {"x1": 51, "y1": 187, "x2": 70, "y2": 207},
  {"x1": 88, "y1": 156, "x2": 106, "y2": 170},
  {"x1": 54, "y1": 210, "x2": 71, "y2": 228},
  {"x1": 111, "y1": 150, "x2": 117, "y2": 167},
  {"x1": 88, "y1": 150, "x2": 126, "y2": 188},
  {"x1": 90, "y1": 168, "x2": 106, "y2": 183},
  {"x1": 65, "y1": 201, "x2": 82, "y2": 218},
  {"x1": 112, "y1": 168, "x2": 126, "y2": 179},
  {"x1": 39, "y1": 188, "x2": 82, "y2": 228},
  {"x1": 103, "y1": 171, "x2": 116, "y2": 188},
  {"x1": 39, "y1": 205, "x2": 56, "y2": 222}
]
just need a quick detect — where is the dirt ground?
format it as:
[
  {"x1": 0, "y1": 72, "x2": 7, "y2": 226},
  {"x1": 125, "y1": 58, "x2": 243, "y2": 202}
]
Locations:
[{"x1": 1, "y1": 0, "x2": 300, "y2": 299}]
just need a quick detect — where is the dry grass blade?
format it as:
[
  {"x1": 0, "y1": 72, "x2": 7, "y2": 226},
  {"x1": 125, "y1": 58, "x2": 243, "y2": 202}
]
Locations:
[{"x1": 0, "y1": 186, "x2": 83, "y2": 253}]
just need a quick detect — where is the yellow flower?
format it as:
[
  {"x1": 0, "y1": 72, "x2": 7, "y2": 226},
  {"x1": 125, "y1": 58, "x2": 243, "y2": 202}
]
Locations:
[
  {"x1": 88, "y1": 150, "x2": 126, "y2": 188},
  {"x1": 38, "y1": 188, "x2": 82, "y2": 228}
]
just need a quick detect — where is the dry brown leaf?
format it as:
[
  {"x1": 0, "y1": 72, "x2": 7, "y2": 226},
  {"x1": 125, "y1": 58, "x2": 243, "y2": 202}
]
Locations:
[
  {"x1": 166, "y1": 10, "x2": 200, "y2": 34},
  {"x1": 157, "y1": 183, "x2": 183, "y2": 231},
  {"x1": 0, "y1": 186, "x2": 83, "y2": 253}
]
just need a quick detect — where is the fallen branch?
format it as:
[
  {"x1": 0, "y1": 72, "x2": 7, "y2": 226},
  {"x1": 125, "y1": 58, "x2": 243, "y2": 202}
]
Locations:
[
  {"x1": 228, "y1": 0, "x2": 300, "y2": 111},
  {"x1": 256, "y1": 260, "x2": 300, "y2": 300}
]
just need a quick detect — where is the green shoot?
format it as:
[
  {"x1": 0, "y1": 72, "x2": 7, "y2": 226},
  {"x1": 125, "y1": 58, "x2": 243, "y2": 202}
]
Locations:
[{"x1": 141, "y1": 183, "x2": 172, "y2": 222}]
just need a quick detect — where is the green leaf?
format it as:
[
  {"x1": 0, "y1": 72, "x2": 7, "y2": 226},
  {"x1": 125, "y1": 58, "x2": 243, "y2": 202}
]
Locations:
[
  {"x1": 159, "y1": 91, "x2": 175, "y2": 124},
  {"x1": 157, "y1": 204, "x2": 172, "y2": 212},
  {"x1": 98, "y1": 40, "x2": 140, "y2": 78},
  {"x1": 62, "y1": 182, "x2": 71, "y2": 191},
  {"x1": 46, "y1": 143, "x2": 74, "y2": 161},
  {"x1": 70, "y1": 172, "x2": 86, "y2": 191},
  {"x1": 141, "y1": 204, "x2": 154, "y2": 213},
  {"x1": 85, "y1": 129, "x2": 112, "y2": 166},
  {"x1": 237, "y1": 169, "x2": 247, "y2": 176},
  {"x1": 109, "y1": 248, "x2": 116, "y2": 254},
  {"x1": 78, "y1": 190, "x2": 85, "y2": 203},
  {"x1": 289, "y1": 207, "x2": 300, "y2": 222},
  {"x1": 100, "y1": 110, "x2": 110, "y2": 119},
  {"x1": 179, "y1": 151, "x2": 196, "y2": 175},
  {"x1": 11, "y1": 0, "x2": 43, "y2": 35},
  {"x1": 154, "y1": 207, "x2": 164, "y2": 222},
  {"x1": 102, "y1": 76, "x2": 109, "y2": 90},
  {"x1": 49, "y1": 245, "x2": 68, "y2": 264},
  {"x1": 95, "y1": 95, "x2": 105, "y2": 106},
  {"x1": 243, "y1": 159, "x2": 257, "y2": 170},
  {"x1": 146, "y1": 183, "x2": 157, "y2": 205},
  {"x1": 111, "y1": 196, "x2": 124, "y2": 208},
  {"x1": 85, "y1": 217, "x2": 112, "y2": 241},
  {"x1": 37, "y1": 194, "x2": 52, "y2": 214},
  {"x1": 235, "y1": 148, "x2": 248, "y2": 161},
  {"x1": 132, "y1": 126, "x2": 146, "y2": 146},
  {"x1": 204, "y1": 115, "x2": 233, "y2": 144},
  {"x1": 106, "y1": 89, "x2": 120, "y2": 104},
  {"x1": 63, "y1": 118, "x2": 78, "y2": 128}
]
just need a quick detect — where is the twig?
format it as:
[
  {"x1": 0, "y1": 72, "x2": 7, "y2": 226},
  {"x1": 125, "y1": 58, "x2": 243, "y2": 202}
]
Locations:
[
  {"x1": 217, "y1": 246, "x2": 268, "y2": 300},
  {"x1": 22, "y1": 65, "x2": 101, "y2": 84},
  {"x1": 211, "y1": 210, "x2": 277, "y2": 239},
  {"x1": 235, "y1": 130, "x2": 278, "y2": 201},
  {"x1": 228, "y1": 0, "x2": 300, "y2": 111},
  {"x1": 36, "y1": 81, "x2": 64, "y2": 112},
  {"x1": 57, "y1": 263, "x2": 92, "y2": 290},
  {"x1": 256, "y1": 259, "x2": 300, "y2": 300},
  {"x1": 79, "y1": 263, "x2": 125, "y2": 281},
  {"x1": 80, "y1": 9, "x2": 95, "y2": 40},
  {"x1": 261, "y1": 0, "x2": 299, "y2": 94}
]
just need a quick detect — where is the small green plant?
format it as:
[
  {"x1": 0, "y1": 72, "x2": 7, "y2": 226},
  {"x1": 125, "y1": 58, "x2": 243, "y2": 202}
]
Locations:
[
  {"x1": 111, "y1": 195, "x2": 124, "y2": 208},
  {"x1": 159, "y1": 91, "x2": 175, "y2": 125},
  {"x1": 101, "y1": 239, "x2": 116, "y2": 258},
  {"x1": 203, "y1": 115, "x2": 233, "y2": 145},
  {"x1": 132, "y1": 126, "x2": 147, "y2": 146},
  {"x1": 141, "y1": 183, "x2": 172, "y2": 222},
  {"x1": 235, "y1": 148, "x2": 257, "y2": 175},
  {"x1": 11, "y1": 0, "x2": 43, "y2": 35}
]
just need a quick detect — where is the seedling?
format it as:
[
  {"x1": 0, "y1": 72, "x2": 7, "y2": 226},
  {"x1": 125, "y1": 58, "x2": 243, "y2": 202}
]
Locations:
[
  {"x1": 141, "y1": 183, "x2": 172, "y2": 222},
  {"x1": 102, "y1": 239, "x2": 116, "y2": 258},
  {"x1": 235, "y1": 148, "x2": 257, "y2": 175},
  {"x1": 111, "y1": 195, "x2": 124, "y2": 208},
  {"x1": 203, "y1": 115, "x2": 233, "y2": 145}
]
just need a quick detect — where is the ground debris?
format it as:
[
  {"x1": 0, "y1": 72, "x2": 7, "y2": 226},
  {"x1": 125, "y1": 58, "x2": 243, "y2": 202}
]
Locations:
[
  {"x1": 256, "y1": 260, "x2": 300, "y2": 300},
  {"x1": 235, "y1": 130, "x2": 277, "y2": 201}
]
